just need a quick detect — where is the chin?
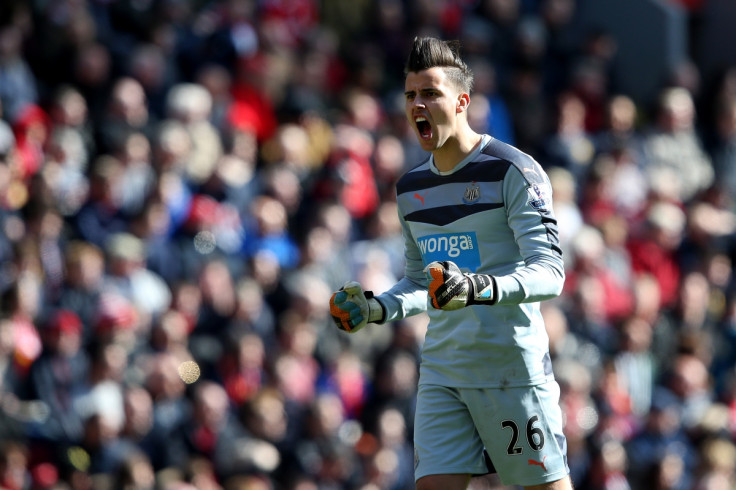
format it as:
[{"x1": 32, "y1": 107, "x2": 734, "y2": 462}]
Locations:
[{"x1": 418, "y1": 137, "x2": 438, "y2": 152}]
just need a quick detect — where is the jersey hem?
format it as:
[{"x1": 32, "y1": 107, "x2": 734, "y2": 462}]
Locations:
[
  {"x1": 418, "y1": 374, "x2": 555, "y2": 390},
  {"x1": 415, "y1": 465, "x2": 489, "y2": 482},
  {"x1": 505, "y1": 469, "x2": 570, "y2": 487}
]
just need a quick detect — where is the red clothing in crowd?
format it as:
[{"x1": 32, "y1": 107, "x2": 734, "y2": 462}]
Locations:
[{"x1": 627, "y1": 236, "x2": 681, "y2": 308}]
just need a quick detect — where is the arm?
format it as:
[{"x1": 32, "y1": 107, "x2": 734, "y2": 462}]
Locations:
[
  {"x1": 374, "y1": 211, "x2": 428, "y2": 321},
  {"x1": 330, "y1": 207, "x2": 428, "y2": 331},
  {"x1": 493, "y1": 164, "x2": 565, "y2": 304}
]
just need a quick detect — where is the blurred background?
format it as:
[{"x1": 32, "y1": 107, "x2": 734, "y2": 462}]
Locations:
[{"x1": 1, "y1": 0, "x2": 736, "y2": 489}]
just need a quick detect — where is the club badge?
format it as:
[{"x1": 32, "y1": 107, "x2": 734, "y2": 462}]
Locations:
[{"x1": 463, "y1": 182, "x2": 480, "y2": 204}]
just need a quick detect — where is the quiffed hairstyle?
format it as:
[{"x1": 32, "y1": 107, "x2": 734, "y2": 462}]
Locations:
[{"x1": 404, "y1": 36, "x2": 474, "y2": 93}]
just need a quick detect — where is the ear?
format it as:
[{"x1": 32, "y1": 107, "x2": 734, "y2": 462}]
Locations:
[{"x1": 456, "y1": 92, "x2": 471, "y2": 114}]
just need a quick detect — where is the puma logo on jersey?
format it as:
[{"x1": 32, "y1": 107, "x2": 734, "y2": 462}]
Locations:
[
  {"x1": 413, "y1": 192, "x2": 426, "y2": 205},
  {"x1": 528, "y1": 456, "x2": 547, "y2": 472}
]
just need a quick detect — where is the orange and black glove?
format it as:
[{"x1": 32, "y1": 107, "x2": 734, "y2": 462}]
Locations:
[{"x1": 425, "y1": 260, "x2": 496, "y2": 310}]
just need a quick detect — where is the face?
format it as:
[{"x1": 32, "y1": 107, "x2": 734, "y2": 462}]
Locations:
[{"x1": 405, "y1": 67, "x2": 467, "y2": 152}]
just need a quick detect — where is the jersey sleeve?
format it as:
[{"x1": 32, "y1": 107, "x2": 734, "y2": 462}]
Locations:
[
  {"x1": 374, "y1": 210, "x2": 428, "y2": 322},
  {"x1": 492, "y1": 164, "x2": 565, "y2": 305}
]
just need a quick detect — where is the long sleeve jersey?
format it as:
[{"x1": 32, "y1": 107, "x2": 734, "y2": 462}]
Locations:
[{"x1": 376, "y1": 135, "x2": 565, "y2": 388}]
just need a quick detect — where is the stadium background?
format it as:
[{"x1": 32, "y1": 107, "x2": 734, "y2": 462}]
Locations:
[{"x1": 2, "y1": 0, "x2": 736, "y2": 489}]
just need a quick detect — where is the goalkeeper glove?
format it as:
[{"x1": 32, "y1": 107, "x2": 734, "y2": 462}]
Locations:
[
  {"x1": 329, "y1": 281, "x2": 384, "y2": 333},
  {"x1": 424, "y1": 260, "x2": 496, "y2": 310}
]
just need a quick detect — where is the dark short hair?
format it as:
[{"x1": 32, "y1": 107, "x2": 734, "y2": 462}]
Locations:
[{"x1": 404, "y1": 37, "x2": 474, "y2": 93}]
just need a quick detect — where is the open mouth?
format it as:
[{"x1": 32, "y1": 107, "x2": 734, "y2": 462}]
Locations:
[{"x1": 415, "y1": 116, "x2": 433, "y2": 140}]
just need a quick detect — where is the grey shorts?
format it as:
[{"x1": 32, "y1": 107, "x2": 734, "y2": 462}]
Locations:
[{"x1": 413, "y1": 380, "x2": 569, "y2": 486}]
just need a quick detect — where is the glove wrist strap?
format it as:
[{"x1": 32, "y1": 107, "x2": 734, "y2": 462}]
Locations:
[
  {"x1": 365, "y1": 291, "x2": 385, "y2": 323},
  {"x1": 466, "y1": 274, "x2": 496, "y2": 304}
]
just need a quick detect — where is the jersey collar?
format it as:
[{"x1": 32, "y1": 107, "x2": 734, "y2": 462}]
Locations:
[{"x1": 429, "y1": 134, "x2": 493, "y2": 175}]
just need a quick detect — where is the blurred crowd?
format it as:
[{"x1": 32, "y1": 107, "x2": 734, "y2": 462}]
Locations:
[{"x1": 1, "y1": 0, "x2": 736, "y2": 489}]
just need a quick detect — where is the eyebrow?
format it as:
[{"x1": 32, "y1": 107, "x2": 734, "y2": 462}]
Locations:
[{"x1": 404, "y1": 87, "x2": 440, "y2": 96}]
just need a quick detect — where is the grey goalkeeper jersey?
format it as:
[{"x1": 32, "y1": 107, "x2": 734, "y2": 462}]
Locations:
[{"x1": 376, "y1": 135, "x2": 565, "y2": 388}]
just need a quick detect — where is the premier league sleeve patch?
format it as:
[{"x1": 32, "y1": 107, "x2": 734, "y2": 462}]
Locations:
[{"x1": 526, "y1": 182, "x2": 551, "y2": 212}]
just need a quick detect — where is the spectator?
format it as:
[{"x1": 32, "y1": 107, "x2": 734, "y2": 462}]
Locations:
[
  {"x1": 218, "y1": 332, "x2": 267, "y2": 406},
  {"x1": 119, "y1": 386, "x2": 157, "y2": 468},
  {"x1": 228, "y1": 55, "x2": 278, "y2": 145},
  {"x1": 547, "y1": 167, "x2": 583, "y2": 264},
  {"x1": 47, "y1": 84, "x2": 96, "y2": 158},
  {"x1": 585, "y1": 439, "x2": 631, "y2": 490},
  {"x1": 360, "y1": 406, "x2": 415, "y2": 490},
  {"x1": 565, "y1": 225, "x2": 635, "y2": 330},
  {"x1": 113, "y1": 450, "x2": 156, "y2": 490},
  {"x1": 238, "y1": 393, "x2": 291, "y2": 485},
  {"x1": 188, "y1": 259, "x2": 239, "y2": 376},
  {"x1": 21, "y1": 206, "x2": 67, "y2": 300},
  {"x1": 640, "y1": 86, "x2": 714, "y2": 205},
  {"x1": 113, "y1": 131, "x2": 157, "y2": 218},
  {"x1": 625, "y1": 388, "x2": 697, "y2": 490},
  {"x1": 23, "y1": 309, "x2": 90, "y2": 443},
  {"x1": 273, "y1": 312, "x2": 321, "y2": 407},
  {"x1": 12, "y1": 104, "x2": 49, "y2": 182},
  {"x1": 128, "y1": 43, "x2": 177, "y2": 120},
  {"x1": 2, "y1": 272, "x2": 44, "y2": 379},
  {"x1": 53, "y1": 241, "x2": 104, "y2": 346},
  {"x1": 613, "y1": 317, "x2": 657, "y2": 418},
  {"x1": 707, "y1": 97, "x2": 736, "y2": 204},
  {"x1": 196, "y1": 64, "x2": 235, "y2": 133},
  {"x1": 72, "y1": 156, "x2": 128, "y2": 248},
  {"x1": 0, "y1": 441, "x2": 30, "y2": 490},
  {"x1": 149, "y1": 119, "x2": 194, "y2": 233},
  {"x1": 101, "y1": 232, "x2": 172, "y2": 323},
  {"x1": 626, "y1": 201, "x2": 687, "y2": 309},
  {"x1": 229, "y1": 277, "x2": 277, "y2": 349},
  {"x1": 96, "y1": 77, "x2": 156, "y2": 156},
  {"x1": 165, "y1": 83, "x2": 224, "y2": 187},
  {"x1": 243, "y1": 195, "x2": 300, "y2": 269},
  {"x1": 143, "y1": 352, "x2": 191, "y2": 471},
  {"x1": 595, "y1": 94, "x2": 644, "y2": 160},
  {"x1": 0, "y1": 25, "x2": 38, "y2": 124},
  {"x1": 662, "y1": 353, "x2": 714, "y2": 434},
  {"x1": 70, "y1": 42, "x2": 113, "y2": 125},
  {"x1": 593, "y1": 146, "x2": 649, "y2": 222},
  {"x1": 78, "y1": 411, "x2": 130, "y2": 477},
  {"x1": 692, "y1": 438, "x2": 736, "y2": 490},
  {"x1": 542, "y1": 90, "x2": 597, "y2": 182},
  {"x1": 41, "y1": 126, "x2": 90, "y2": 217},
  {"x1": 505, "y1": 61, "x2": 549, "y2": 155},
  {"x1": 315, "y1": 124, "x2": 381, "y2": 223},
  {"x1": 182, "y1": 381, "x2": 251, "y2": 480}
]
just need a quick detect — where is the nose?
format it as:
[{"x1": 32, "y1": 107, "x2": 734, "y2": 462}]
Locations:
[{"x1": 408, "y1": 97, "x2": 425, "y2": 110}]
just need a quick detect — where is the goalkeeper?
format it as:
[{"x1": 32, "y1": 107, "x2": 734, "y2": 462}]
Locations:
[{"x1": 330, "y1": 37, "x2": 571, "y2": 490}]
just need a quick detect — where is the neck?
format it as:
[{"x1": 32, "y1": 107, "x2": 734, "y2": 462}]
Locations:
[{"x1": 433, "y1": 130, "x2": 483, "y2": 172}]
